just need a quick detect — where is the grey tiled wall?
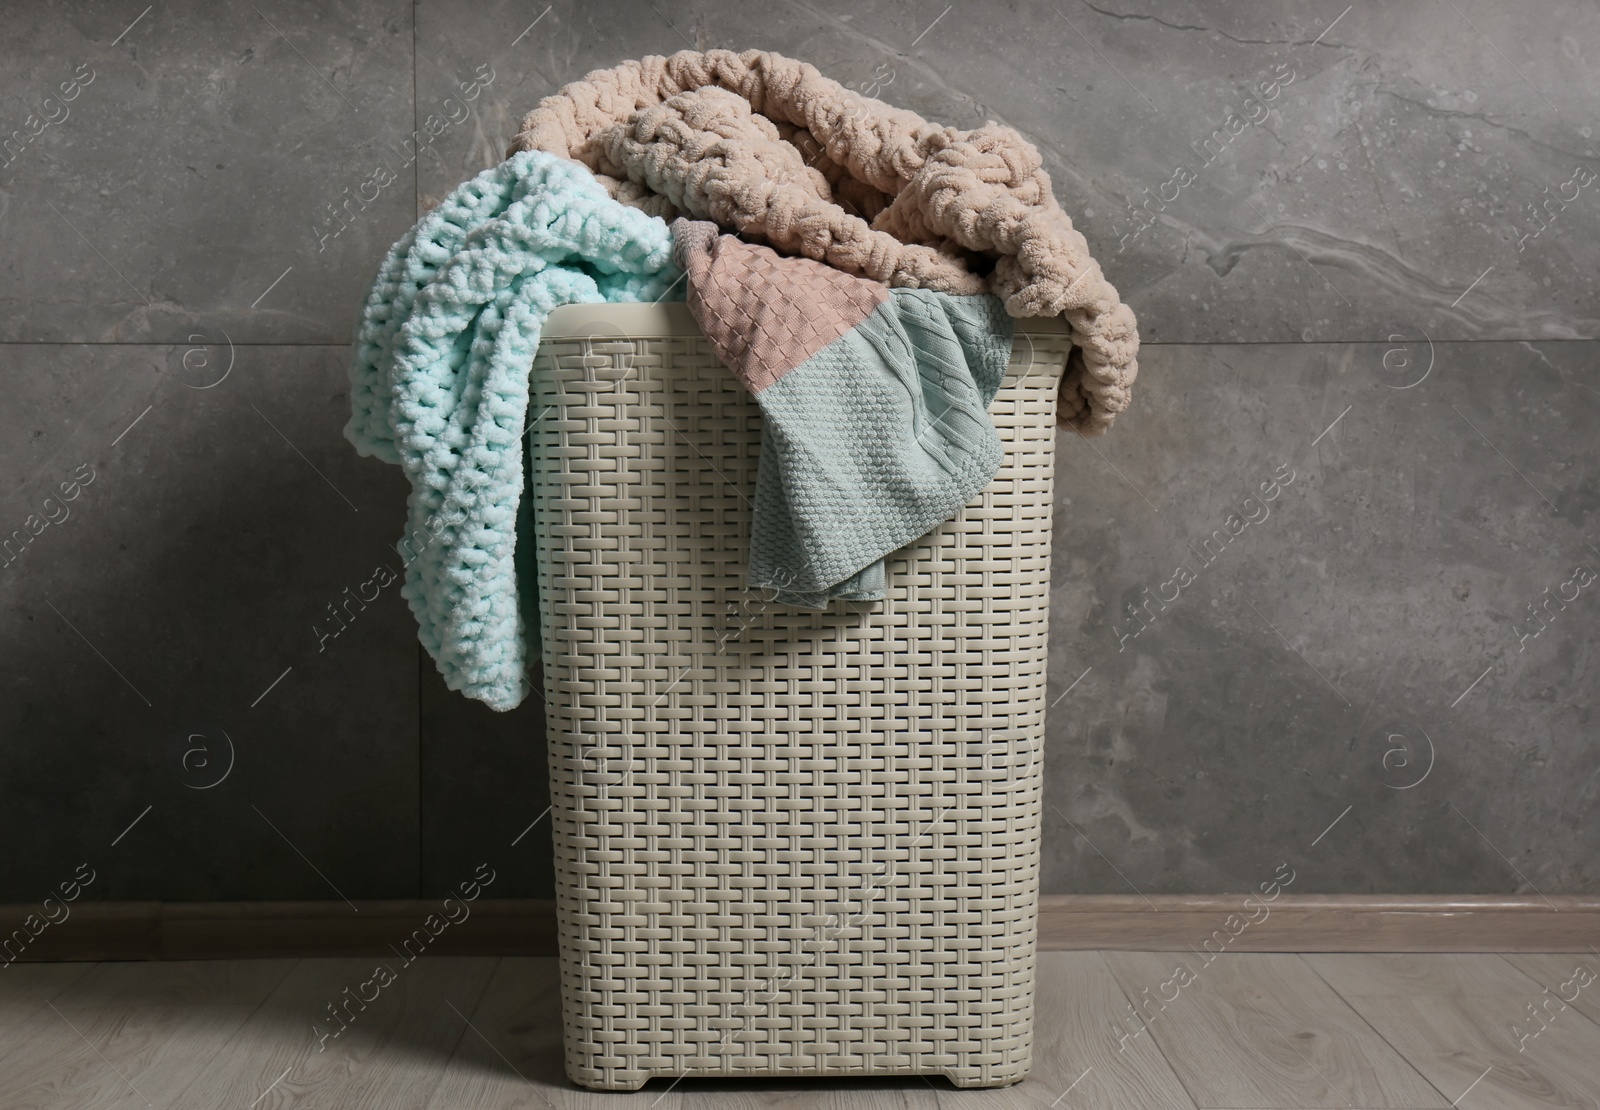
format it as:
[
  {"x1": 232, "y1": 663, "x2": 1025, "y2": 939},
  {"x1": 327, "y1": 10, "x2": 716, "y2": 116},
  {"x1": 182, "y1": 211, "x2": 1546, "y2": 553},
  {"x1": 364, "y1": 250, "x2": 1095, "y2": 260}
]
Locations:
[{"x1": 3, "y1": 0, "x2": 1594, "y2": 903}]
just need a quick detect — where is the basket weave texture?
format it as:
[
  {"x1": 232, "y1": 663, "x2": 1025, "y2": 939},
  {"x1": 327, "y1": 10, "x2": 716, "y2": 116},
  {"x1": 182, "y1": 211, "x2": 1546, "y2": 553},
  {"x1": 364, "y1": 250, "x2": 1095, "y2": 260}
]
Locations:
[{"x1": 529, "y1": 302, "x2": 1069, "y2": 1090}]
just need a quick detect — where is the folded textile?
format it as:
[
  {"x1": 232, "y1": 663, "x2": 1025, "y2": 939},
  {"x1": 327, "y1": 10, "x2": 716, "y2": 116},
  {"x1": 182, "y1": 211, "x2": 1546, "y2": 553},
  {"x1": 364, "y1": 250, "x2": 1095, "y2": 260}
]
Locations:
[
  {"x1": 670, "y1": 218, "x2": 1013, "y2": 609},
  {"x1": 505, "y1": 48, "x2": 1139, "y2": 436},
  {"x1": 343, "y1": 149, "x2": 682, "y2": 713}
]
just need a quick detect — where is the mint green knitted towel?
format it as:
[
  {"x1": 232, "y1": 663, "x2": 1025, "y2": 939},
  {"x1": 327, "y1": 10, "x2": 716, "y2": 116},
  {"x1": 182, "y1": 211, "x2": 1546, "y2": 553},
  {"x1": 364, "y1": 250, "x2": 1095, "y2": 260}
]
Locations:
[{"x1": 343, "y1": 150, "x2": 682, "y2": 712}]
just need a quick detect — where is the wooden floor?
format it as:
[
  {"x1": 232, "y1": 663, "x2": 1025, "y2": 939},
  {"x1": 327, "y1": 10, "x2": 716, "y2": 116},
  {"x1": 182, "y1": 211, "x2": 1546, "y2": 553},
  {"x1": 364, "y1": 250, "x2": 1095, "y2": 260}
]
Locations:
[{"x1": 3, "y1": 951, "x2": 1597, "y2": 1108}]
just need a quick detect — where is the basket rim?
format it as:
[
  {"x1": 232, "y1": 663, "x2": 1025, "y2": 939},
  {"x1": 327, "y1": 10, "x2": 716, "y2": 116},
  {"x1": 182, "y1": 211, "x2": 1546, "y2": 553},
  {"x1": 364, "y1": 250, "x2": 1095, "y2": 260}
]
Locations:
[{"x1": 542, "y1": 299, "x2": 1074, "y2": 339}]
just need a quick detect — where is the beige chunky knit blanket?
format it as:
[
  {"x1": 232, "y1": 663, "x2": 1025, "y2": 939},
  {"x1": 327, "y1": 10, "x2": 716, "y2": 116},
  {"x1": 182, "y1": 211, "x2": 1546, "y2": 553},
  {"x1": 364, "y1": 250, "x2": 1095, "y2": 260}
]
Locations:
[{"x1": 506, "y1": 48, "x2": 1139, "y2": 434}]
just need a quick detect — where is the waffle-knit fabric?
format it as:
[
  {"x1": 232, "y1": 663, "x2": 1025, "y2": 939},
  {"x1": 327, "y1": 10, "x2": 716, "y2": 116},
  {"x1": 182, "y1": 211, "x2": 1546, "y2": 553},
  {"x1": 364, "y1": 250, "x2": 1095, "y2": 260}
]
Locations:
[
  {"x1": 671, "y1": 218, "x2": 1014, "y2": 608},
  {"x1": 671, "y1": 218, "x2": 888, "y2": 392}
]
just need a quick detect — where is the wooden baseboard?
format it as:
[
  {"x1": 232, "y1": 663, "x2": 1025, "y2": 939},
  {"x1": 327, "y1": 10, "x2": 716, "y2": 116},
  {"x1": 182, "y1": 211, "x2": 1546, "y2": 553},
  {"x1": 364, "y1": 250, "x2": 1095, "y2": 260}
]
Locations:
[
  {"x1": 2, "y1": 895, "x2": 1594, "y2": 962},
  {"x1": 1037, "y1": 894, "x2": 1600, "y2": 952},
  {"x1": 0, "y1": 899, "x2": 559, "y2": 964}
]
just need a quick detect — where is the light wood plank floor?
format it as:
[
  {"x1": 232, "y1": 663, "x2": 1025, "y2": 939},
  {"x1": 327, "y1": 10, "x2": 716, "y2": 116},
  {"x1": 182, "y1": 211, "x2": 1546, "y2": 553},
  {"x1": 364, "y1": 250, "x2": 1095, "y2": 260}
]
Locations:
[{"x1": 2, "y1": 952, "x2": 1597, "y2": 1108}]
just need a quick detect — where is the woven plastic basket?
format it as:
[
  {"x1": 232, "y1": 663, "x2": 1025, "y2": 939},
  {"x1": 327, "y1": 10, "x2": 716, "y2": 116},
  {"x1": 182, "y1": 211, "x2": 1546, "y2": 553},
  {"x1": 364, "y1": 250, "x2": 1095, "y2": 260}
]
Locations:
[{"x1": 527, "y1": 301, "x2": 1070, "y2": 1090}]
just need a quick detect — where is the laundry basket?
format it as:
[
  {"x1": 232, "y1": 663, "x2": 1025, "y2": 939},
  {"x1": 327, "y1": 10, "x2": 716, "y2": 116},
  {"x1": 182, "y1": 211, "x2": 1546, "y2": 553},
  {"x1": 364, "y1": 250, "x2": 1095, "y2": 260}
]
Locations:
[{"x1": 527, "y1": 300, "x2": 1071, "y2": 1090}]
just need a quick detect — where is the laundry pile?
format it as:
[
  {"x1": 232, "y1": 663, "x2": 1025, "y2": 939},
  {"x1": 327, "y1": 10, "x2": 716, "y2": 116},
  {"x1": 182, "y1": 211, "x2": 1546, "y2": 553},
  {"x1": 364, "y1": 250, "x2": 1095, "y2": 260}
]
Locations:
[{"x1": 344, "y1": 48, "x2": 1140, "y2": 711}]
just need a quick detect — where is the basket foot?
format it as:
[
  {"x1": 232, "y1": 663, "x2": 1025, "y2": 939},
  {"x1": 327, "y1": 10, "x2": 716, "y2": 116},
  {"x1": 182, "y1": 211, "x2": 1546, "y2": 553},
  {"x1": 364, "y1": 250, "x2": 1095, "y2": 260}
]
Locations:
[
  {"x1": 565, "y1": 1067, "x2": 649, "y2": 1091},
  {"x1": 945, "y1": 1066, "x2": 1032, "y2": 1088}
]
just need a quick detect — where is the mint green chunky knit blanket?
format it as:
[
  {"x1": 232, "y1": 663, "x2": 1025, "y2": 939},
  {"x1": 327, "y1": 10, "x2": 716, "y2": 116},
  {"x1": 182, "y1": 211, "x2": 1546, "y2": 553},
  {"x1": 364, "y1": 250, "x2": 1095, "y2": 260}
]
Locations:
[{"x1": 343, "y1": 150, "x2": 682, "y2": 712}]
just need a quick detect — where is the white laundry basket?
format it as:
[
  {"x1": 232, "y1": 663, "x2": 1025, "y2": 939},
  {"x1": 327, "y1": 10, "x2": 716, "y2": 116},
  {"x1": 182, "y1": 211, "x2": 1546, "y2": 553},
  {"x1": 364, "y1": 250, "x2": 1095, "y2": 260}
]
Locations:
[{"x1": 527, "y1": 300, "x2": 1071, "y2": 1090}]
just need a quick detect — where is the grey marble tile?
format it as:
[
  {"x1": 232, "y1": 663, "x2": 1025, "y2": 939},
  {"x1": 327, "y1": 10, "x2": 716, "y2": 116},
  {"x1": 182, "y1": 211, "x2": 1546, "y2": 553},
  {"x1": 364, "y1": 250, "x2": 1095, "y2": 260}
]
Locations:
[
  {"x1": 0, "y1": 0, "x2": 416, "y2": 344},
  {"x1": 419, "y1": 655, "x2": 554, "y2": 900},
  {"x1": 0, "y1": 342, "x2": 419, "y2": 900},
  {"x1": 800, "y1": 0, "x2": 1600, "y2": 342},
  {"x1": 1043, "y1": 338, "x2": 1600, "y2": 894},
  {"x1": 412, "y1": 2, "x2": 556, "y2": 211},
  {"x1": 412, "y1": 0, "x2": 857, "y2": 205},
  {"x1": 419, "y1": 0, "x2": 1600, "y2": 344},
  {"x1": 1035, "y1": 0, "x2": 1600, "y2": 345}
]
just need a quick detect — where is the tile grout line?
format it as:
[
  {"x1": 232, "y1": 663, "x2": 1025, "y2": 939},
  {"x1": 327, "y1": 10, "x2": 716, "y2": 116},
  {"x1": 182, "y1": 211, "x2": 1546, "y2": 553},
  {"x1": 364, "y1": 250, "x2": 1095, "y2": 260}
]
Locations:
[
  {"x1": 413, "y1": 0, "x2": 423, "y2": 906},
  {"x1": 413, "y1": 0, "x2": 421, "y2": 224},
  {"x1": 418, "y1": 642, "x2": 425, "y2": 902},
  {"x1": 4, "y1": 337, "x2": 1600, "y2": 348},
  {"x1": 0, "y1": 341, "x2": 378, "y2": 348}
]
